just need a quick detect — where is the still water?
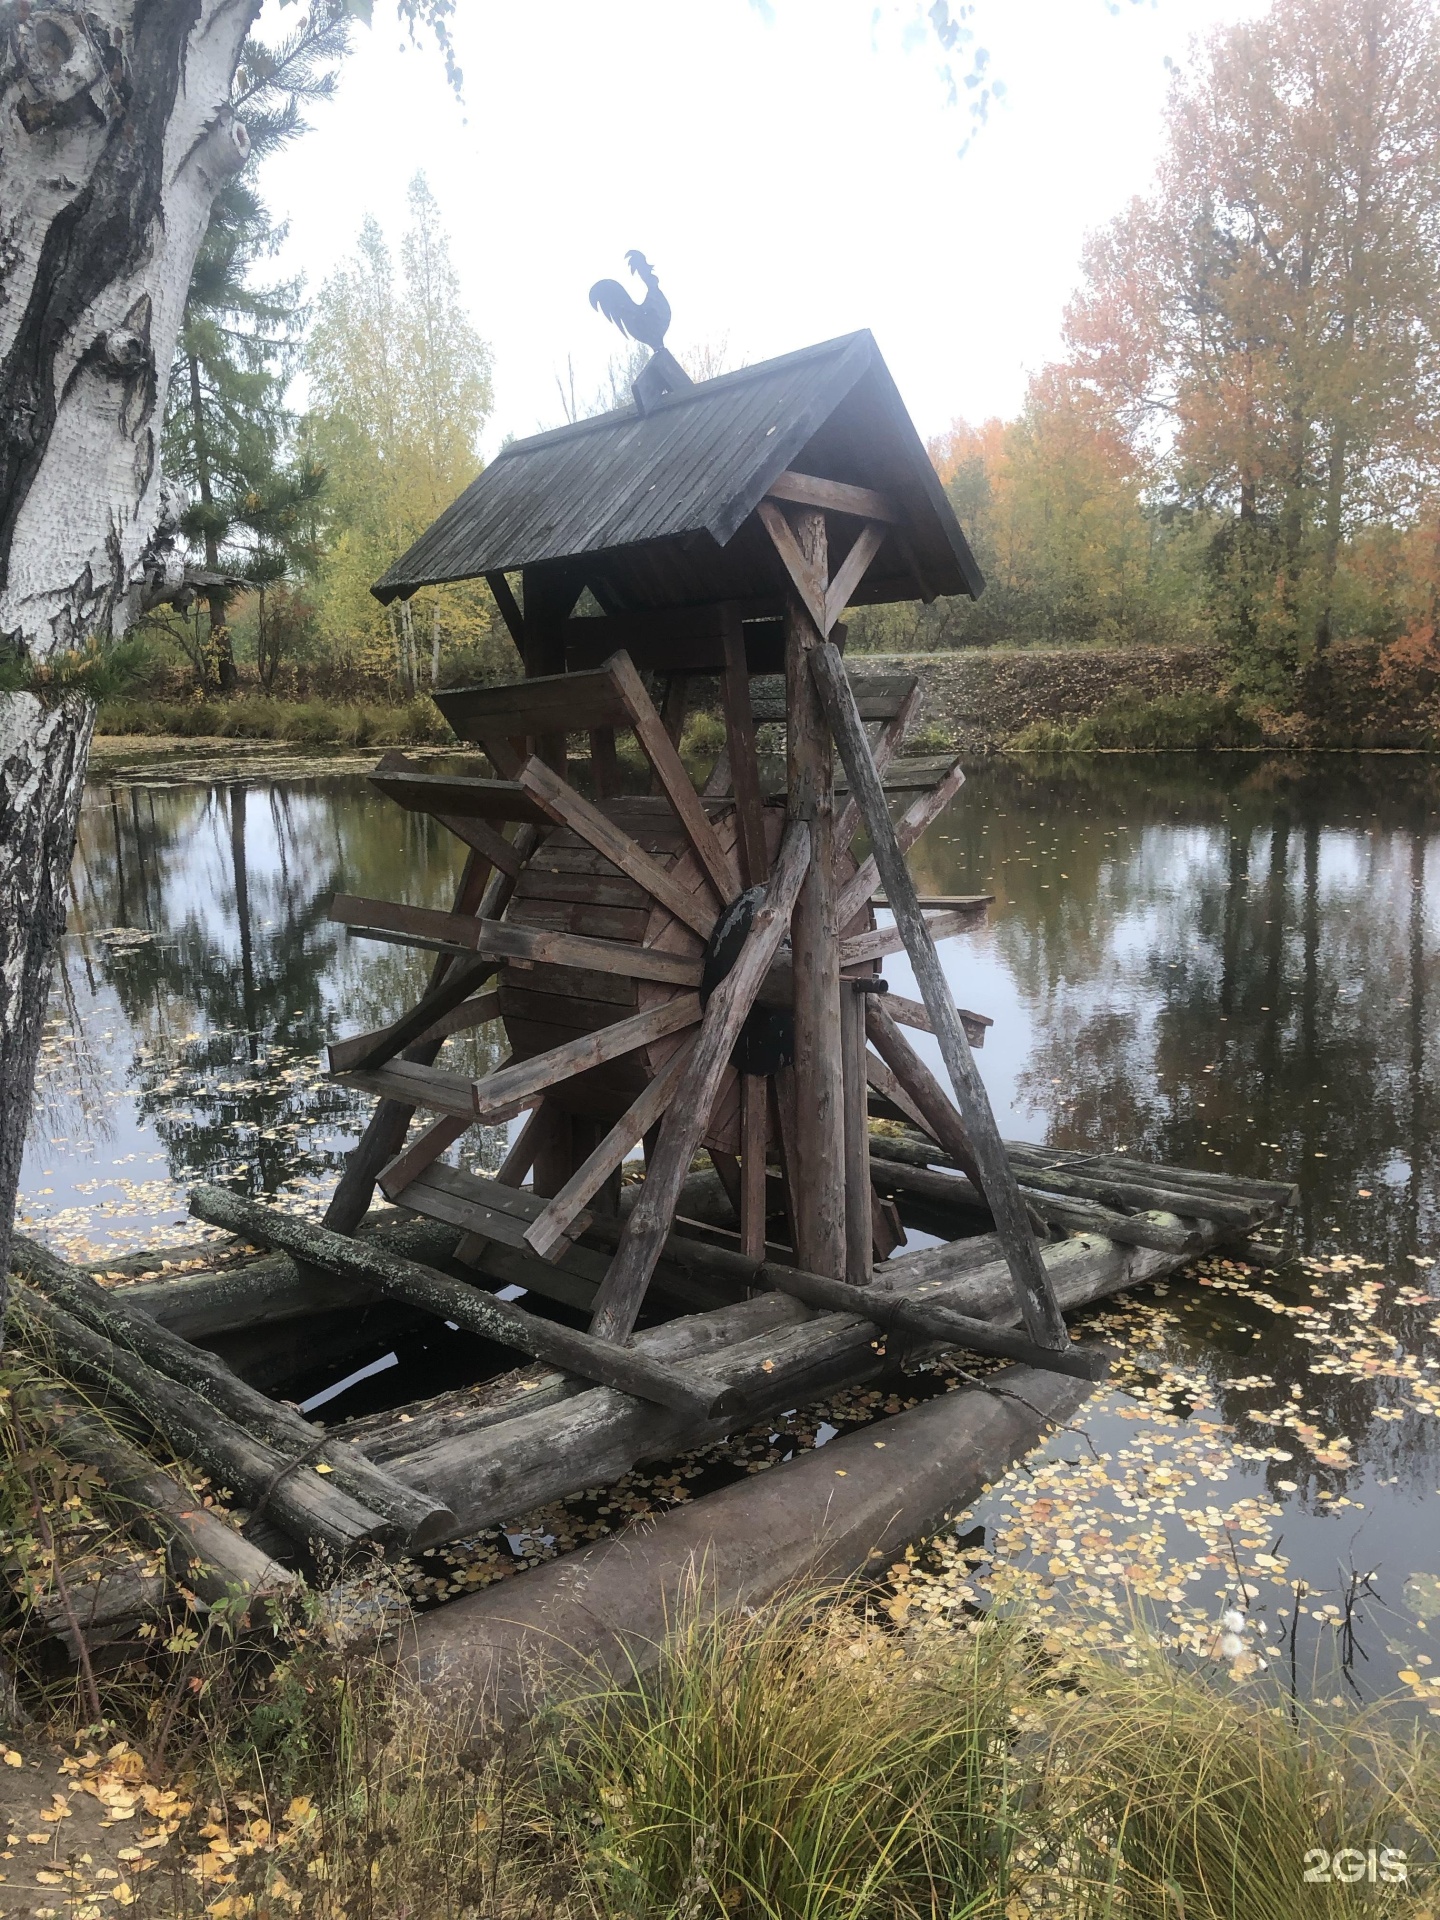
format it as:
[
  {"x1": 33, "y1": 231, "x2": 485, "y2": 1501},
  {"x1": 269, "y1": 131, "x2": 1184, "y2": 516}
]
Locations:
[{"x1": 19, "y1": 746, "x2": 1440, "y2": 1705}]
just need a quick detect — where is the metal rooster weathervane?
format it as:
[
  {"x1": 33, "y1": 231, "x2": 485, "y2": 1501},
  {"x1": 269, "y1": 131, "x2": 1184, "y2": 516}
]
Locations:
[{"x1": 588, "y1": 250, "x2": 693, "y2": 412}]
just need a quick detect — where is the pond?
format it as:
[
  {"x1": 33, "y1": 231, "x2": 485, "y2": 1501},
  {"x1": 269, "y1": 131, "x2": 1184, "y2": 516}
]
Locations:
[{"x1": 19, "y1": 742, "x2": 1440, "y2": 1710}]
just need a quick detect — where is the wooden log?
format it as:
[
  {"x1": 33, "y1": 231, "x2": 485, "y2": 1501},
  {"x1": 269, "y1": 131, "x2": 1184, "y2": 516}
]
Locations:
[
  {"x1": 35, "y1": 1386, "x2": 298, "y2": 1604},
  {"x1": 8, "y1": 1288, "x2": 392, "y2": 1559},
  {"x1": 866, "y1": 1155, "x2": 1204, "y2": 1255},
  {"x1": 187, "y1": 1187, "x2": 742, "y2": 1422},
  {"x1": 812, "y1": 639, "x2": 1068, "y2": 1349},
  {"x1": 984, "y1": 1162, "x2": 1262, "y2": 1231},
  {"x1": 782, "y1": 505, "x2": 847, "y2": 1282},
  {"x1": 825, "y1": 522, "x2": 887, "y2": 633},
  {"x1": 1002, "y1": 1143, "x2": 1299, "y2": 1209},
  {"x1": 866, "y1": 1000, "x2": 982, "y2": 1183},
  {"x1": 378, "y1": 1233, "x2": 1205, "y2": 1539},
  {"x1": 10, "y1": 1237, "x2": 455, "y2": 1547},
  {"x1": 841, "y1": 983, "x2": 872, "y2": 1286},
  {"x1": 588, "y1": 821, "x2": 811, "y2": 1343},
  {"x1": 833, "y1": 679, "x2": 923, "y2": 855},
  {"x1": 865, "y1": 1048, "x2": 934, "y2": 1136},
  {"x1": 525, "y1": 1041, "x2": 696, "y2": 1261},
  {"x1": 740, "y1": 1073, "x2": 767, "y2": 1262},
  {"x1": 834, "y1": 757, "x2": 967, "y2": 928},
  {"x1": 766, "y1": 470, "x2": 900, "y2": 524}
]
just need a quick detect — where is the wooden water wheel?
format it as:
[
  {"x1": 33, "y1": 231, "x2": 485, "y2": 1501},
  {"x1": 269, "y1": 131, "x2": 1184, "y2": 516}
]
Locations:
[{"x1": 321, "y1": 320, "x2": 1073, "y2": 1364}]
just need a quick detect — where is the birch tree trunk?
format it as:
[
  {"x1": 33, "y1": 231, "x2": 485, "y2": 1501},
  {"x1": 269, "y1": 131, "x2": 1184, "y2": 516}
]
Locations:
[{"x1": 0, "y1": 0, "x2": 261, "y2": 1332}]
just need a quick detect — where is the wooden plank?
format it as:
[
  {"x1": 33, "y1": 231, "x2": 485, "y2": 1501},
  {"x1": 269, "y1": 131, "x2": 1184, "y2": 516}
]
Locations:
[
  {"x1": 885, "y1": 990, "x2": 991, "y2": 1050},
  {"x1": 864, "y1": 1048, "x2": 934, "y2": 1137},
  {"x1": 588, "y1": 821, "x2": 810, "y2": 1343},
  {"x1": 740, "y1": 1073, "x2": 767, "y2": 1262},
  {"x1": 485, "y1": 571, "x2": 525, "y2": 646},
  {"x1": 374, "y1": 752, "x2": 525, "y2": 876},
  {"x1": 377, "y1": 1113, "x2": 472, "y2": 1200},
  {"x1": 833, "y1": 754, "x2": 959, "y2": 795},
  {"x1": 778, "y1": 505, "x2": 847, "y2": 1284},
  {"x1": 337, "y1": 1057, "x2": 487, "y2": 1120},
  {"x1": 834, "y1": 679, "x2": 923, "y2": 853},
  {"x1": 606, "y1": 650, "x2": 740, "y2": 904},
  {"x1": 841, "y1": 984, "x2": 872, "y2": 1286},
  {"x1": 835, "y1": 756, "x2": 967, "y2": 927},
  {"x1": 433, "y1": 667, "x2": 630, "y2": 742},
  {"x1": 720, "y1": 605, "x2": 769, "y2": 887},
  {"x1": 495, "y1": 1102, "x2": 550, "y2": 1187},
  {"x1": 813, "y1": 638, "x2": 1069, "y2": 1351},
  {"x1": 525, "y1": 1041, "x2": 696, "y2": 1260},
  {"x1": 518, "y1": 755, "x2": 718, "y2": 939},
  {"x1": 766, "y1": 469, "x2": 900, "y2": 524},
  {"x1": 839, "y1": 904, "x2": 990, "y2": 969},
  {"x1": 825, "y1": 521, "x2": 887, "y2": 633},
  {"x1": 466, "y1": 996, "x2": 700, "y2": 1121},
  {"x1": 481, "y1": 919, "x2": 701, "y2": 986},
  {"x1": 757, "y1": 499, "x2": 827, "y2": 631},
  {"x1": 369, "y1": 770, "x2": 550, "y2": 824},
  {"x1": 188, "y1": 1187, "x2": 740, "y2": 1421},
  {"x1": 324, "y1": 962, "x2": 498, "y2": 1074},
  {"x1": 512, "y1": 867, "x2": 651, "y2": 909},
  {"x1": 750, "y1": 673, "x2": 919, "y2": 725}
]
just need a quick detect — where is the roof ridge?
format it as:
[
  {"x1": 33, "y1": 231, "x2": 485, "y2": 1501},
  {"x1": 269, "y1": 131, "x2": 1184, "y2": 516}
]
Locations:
[{"x1": 494, "y1": 330, "x2": 876, "y2": 464}]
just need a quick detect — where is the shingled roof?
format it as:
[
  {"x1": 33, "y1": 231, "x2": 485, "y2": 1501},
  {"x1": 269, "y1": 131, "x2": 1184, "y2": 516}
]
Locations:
[{"x1": 372, "y1": 331, "x2": 982, "y2": 614}]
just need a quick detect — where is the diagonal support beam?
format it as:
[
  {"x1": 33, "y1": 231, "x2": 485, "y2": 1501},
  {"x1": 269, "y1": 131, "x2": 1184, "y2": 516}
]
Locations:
[
  {"x1": 810, "y1": 640, "x2": 1069, "y2": 1349},
  {"x1": 588, "y1": 821, "x2": 811, "y2": 1344},
  {"x1": 825, "y1": 522, "x2": 887, "y2": 633}
]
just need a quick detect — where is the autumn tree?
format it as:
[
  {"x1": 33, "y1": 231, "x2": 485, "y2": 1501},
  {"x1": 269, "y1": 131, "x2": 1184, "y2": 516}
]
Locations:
[
  {"x1": 305, "y1": 175, "x2": 502, "y2": 690},
  {"x1": 1064, "y1": 0, "x2": 1440, "y2": 695}
]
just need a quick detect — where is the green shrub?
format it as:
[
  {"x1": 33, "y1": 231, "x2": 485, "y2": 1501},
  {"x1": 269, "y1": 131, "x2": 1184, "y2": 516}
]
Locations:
[{"x1": 1010, "y1": 690, "x2": 1263, "y2": 751}]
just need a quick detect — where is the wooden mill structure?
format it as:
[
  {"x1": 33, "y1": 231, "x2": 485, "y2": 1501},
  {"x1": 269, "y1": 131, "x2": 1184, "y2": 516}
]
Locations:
[{"x1": 3, "y1": 307, "x2": 1296, "y2": 1588}]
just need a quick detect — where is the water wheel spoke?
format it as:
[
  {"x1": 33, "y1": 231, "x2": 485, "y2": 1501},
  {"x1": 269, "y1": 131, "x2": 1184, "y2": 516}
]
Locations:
[
  {"x1": 516, "y1": 755, "x2": 718, "y2": 938},
  {"x1": 833, "y1": 679, "x2": 922, "y2": 854},
  {"x1": 588, "y1": 820, "x2": 811, "y2": 1345},
  {"x1": 835, "y1": 755, "x2": 966, "y2": 927},
  {"x1": 606, "y1": 650, "x2": 740, "y2": 904},
  {"x1": 524, "y1": 1040, "x2": 697, "y2": 1261},
  {"x1": 378, "y1": 1113, "x2": 474, "y2": 1200}
]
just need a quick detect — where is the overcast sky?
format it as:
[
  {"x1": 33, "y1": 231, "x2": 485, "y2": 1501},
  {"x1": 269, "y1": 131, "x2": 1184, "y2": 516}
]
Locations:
[{"x1": 257, "y1": 0, "x2": 1258, "y2": 457}]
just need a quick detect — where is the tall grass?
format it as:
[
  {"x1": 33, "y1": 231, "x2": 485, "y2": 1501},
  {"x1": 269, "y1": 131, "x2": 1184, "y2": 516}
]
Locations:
[
  {"x1": 94, "y1": 693, "x2": 451, "y2": 747},
  {"x1": 1010, "y1": 691, "x2": 1263, "y2": 752}
]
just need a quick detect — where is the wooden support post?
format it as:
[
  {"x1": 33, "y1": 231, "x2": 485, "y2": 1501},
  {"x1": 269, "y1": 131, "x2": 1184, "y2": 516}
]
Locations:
[
  {"x1": 781, "y1": 507, "x2": 846, "y2": 1281},
  {"x1": 588, "y1": 821, "x2": 810, "y2": 1344},
  {"x1": 532, "y1": 1105, "x2": 574, "y2": 1200},
  {"x1": 740, "y1": 1073, "x2": 767, "y2": 1262},
  {"x1": 841, "y1": 982, "x2": 872, "y2": 1285},
  {"x1": 812, "y1": 642, "x2": 1069, "y2": 1349},
  {"x1": 590, "y1": 727, "x2": 620, "y2": 798}
]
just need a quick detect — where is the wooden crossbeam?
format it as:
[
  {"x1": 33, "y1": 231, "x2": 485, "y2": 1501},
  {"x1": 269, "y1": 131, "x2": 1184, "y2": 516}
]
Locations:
[
  {"x1": 324, "y1": 965, "x2": 498, "y2": 1075},
  {"x1": 865, "y1": 1049, "x2": 933, "y2": 1135},
  {"x1": 464, "y1": 997, "x2": 700, "y2": 1122},
  {"x1": 839, "y1": 903, "x2": 990, "y2": 968},
  {"x1": 835, "y1": 756, "x2": 967, "y2": 927},
  {"x1": 368, "y1": 770, "x2": 551, "y2": 825},
  {"x1": 588, "y1": 821, "x2": 811, "y2": 1345},
  {"x1": 524, "y1": 1040, "x2": 696, "y2": 1261},
  {"x1": 825, "y1": 523, "x2": 887, "y2": 633},
  {"x1": 377, "y1": 1113, "x2": 473, "y2": 1199},
  {"x1": 516, "y1": 756, "x2": 719, "y2": 939},
  {"x1": 757, "y1": 499, "x2": 827, "y2": 631},
  {"x1": 812, "y1": 639, "x2": 1069, "y2": 1351},
  {"x1": 433, "y1": 667, "x2": 631, "y2": 742},
  {"x1": 766, "y1": 470, "x2": 900, "y2": 524},
  {"x1": 885, "y1": 990, "x2": 992, "y2": 1050}
]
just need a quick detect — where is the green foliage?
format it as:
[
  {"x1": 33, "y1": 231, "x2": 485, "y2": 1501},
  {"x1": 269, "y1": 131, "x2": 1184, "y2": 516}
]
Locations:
[
  {"x1": 1010, "y1": 690, "x2": 1264, "y2": 751},
  {"x1": 95, "y1": 693, "x2": 449, "y2": 747}
]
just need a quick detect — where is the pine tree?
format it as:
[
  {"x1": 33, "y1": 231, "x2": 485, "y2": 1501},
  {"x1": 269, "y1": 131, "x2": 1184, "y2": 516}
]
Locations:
[{"x1": 162, "y1": 10, "x2": 349, "y2": 690}]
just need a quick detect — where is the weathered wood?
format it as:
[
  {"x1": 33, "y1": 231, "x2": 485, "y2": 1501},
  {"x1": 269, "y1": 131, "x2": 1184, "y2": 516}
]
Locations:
[
  {"x1": 525, "y1": 1042, "x2": 696, "y2": 1261},
  {"x1": 325, "y1": 962, "x2": 498, "y2": 1075},
  {"x1": 811, "y1": 640, "x2": 1069, "y2": 1350},
  {"x1": 477, "y1": 917, "x2": 703, "y2": 987},
  {"x1": 590, "y1": 726, "x2": 621, "y2": 798},
  {"x1": 378, "y1": 1113, "x2": 473, "y2": 1199},
  {"x1": 885, "y1": 990, "x2": 992, "y2": 1050},
  {"x1": 865, "y1": 998, "x2": 982, "y2": 1183},
  {"x1": 765, "y1": 470, "x2": 900, "y2": 524},
  {"x1": 780, "y1": 505, "x2": 848, "y2": 1283},
  {"x1": 825, "y1": 521, "x2": 887, "y2": 633},
  {"x1": 589, "y1": 821, "x2": 811, "y2": 1343},
  {"x1": 757, "y1": 498, "x2": 827, "y2": 629},
  {"x1": 740, "y1": 1073, "x2": 768, "y2": 1262},
  {"x1": 379, "y1": 1234, "x2": 1209, "y2": 1539},
  {"x1": 1001, "y1": 1142, "x2": 1299, "y2": 1208},
  {"x1": 188, "y1": 1186, "x2": 741, "y2": 1422},
  {"x1": 834, "y1": 680, "x2": 923, "y2": 854},
  {"x1": 834, "y1": 757, "x2": 967, "y2": 928},
  {"x1": 720, "y1": 605, "x2": 769, "y2": 887},
  {"x1": 36, "y1": 1386, "x2": 297, "y2": 1603},
  {"x1": 983, "y1": 1161, "x2": 1263, "y2": 1231},
  {"x1": 0, "y1": 694, "x2": 94, "y2": 1336},
  {"x1": 485, "y1": 571, "x2": 526, "y2": 647},
  {"x1": 606, "y1": 651, "x2": 739, "y2": 903},
  {"x1": 864, "y1": 1049, "x2": 934, "y2": 1135},
  {"x1": 841, "y1": 984, "x2": 873, "y2": 1286},
  {"x1": 838, "y1": 905, "x2": 989, "y2": 968},
  {"x1": 337, "y1": 1056, "x2": 479, "y2": 1120},
  {"x1": 749, "y1": 672, "x2": 919, "y2": 726},
  {"x1": 517, "y1": 757, "x2": 718, "y2": 938},
  {"x1": 368, "y1": 770, "x2": 552, "y2": 824},
  {"x1": 10, "y1": 1236, "x2": 455, "y2": 1547},
  {"x1": 9, "y1": 1287, "x2": 391, "y2": 1559},
  {"x1": 433, "y1": 667, "x2": 631, "y2": 741}
]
